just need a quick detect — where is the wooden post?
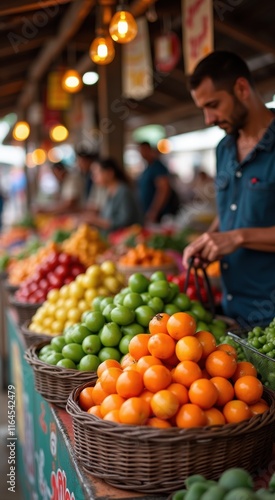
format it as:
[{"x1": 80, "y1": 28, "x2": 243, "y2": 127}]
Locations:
[{"x1": 97, "y1": 44, "x2": 124, "y2": 167}]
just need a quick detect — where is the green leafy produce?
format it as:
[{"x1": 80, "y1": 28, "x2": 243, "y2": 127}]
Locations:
[{"x1": 0, "y1": 254, "x2": 10, "y2": 271}]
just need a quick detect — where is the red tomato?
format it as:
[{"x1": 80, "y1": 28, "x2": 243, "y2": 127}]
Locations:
[{"x1": 58, "y1": 253, "x2": 71, "y2": 266}]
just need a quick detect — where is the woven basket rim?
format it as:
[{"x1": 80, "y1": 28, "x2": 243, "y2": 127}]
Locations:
[
  {"x1": 4, "y1": 280, "x2": 19, "y2": 291},
  {"x1": 67, "y1": 380, "x2": 275, "y2": 438},
  {"x1": 24, "y1": 341, "x2": 97, "y2": 380},
  {"x1": 9, "y1": 296, "x2": 43, "y2": 308}
]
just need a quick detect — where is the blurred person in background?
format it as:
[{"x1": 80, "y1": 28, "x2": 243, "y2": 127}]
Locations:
[
  {"x1": 33, "y1": 161, "x2": 84, "y2": 215},
  {"x1": 79, "y1": 157, "x2": 143, "y2": 236},
  {"x1": 75, "y1": 144, "x2": 98, "y2": 202},
  {"x1": 137, "y1": 141, "x2": 180, "y2": 224}
]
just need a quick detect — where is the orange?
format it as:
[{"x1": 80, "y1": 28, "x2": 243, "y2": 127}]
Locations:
[
  {"x1": 136, "y1": 355, "x2": 163, "y2": 377},
  {"x1": 195, "y1": 331, "x2": 216, "y2": 358},
  {"x1": 234, "y1": 375, "x2": 263, "y2": 405},
  {"x1": 97, "y1": 359, "x2": 121, "y2": 378},
  {"x1": 120, "y1": 353, "x2": 136, "y2": 369},
  {"x1": 164, "y1": 351, "x2": 180, "y2": 367},
  {"x1": 151, "y1": 390, "x2": 179, "y2": 419},
  {"x1": 249, "y1": 400, "x2": 269, "y2": 416},
  {"x1": 103, "y1": 409, "x2": 121, "y2": 423},
  {"x1": 231, "y1": 361, "x2": 258, "y2": 383},
  {"x1": 149, "y1": 312, "x2": 170, "y2": 335},
  {"x1": 100, "y1": 394, "x2": 125, "y2": 417},
  {"x1": 176, "y1": 403, "x2": 207, "y2": 428},
  {"x1": 204, "y1": 407, "x2": 225, "y2": 426},
  {"x1": 128, "y1": 333, "x2": 150, "y2": 360},
  {"x1": 188, "y1": 379, "x2": 218, "y2": 409},
  {"x1": 205, "y1": 350, "x2": 237, "y2": 379},
  {"x1": 116, "y1": 370, "x2": 144, "y2": 398},
  {"x1": 216, "y1": 343, "x2": 238, "y2": 359},
  {"x1": 210, "y1": 376, "x2": 235, "y2": 406},
  {"x1": 148, "y1": 333, "x2": 175, "y2": 360},
  {"x1": 223, "y1": 400, "x2": 252, "y2": 424},
  {"x1": 87, "y1": 405, "x2": 102, "y2": 418},
  {"x1": 79, "y1": 386, "x2": 94, "y2": 411},
  {"x1": 92, "y1": 382, "x2": 109, "y2": 405},
  {"x1": 143, "y1": 365, "x2": 172, "y2": 393},
  {"x1": 147, "y1": 417, "x2": 172, "y2": 428},
  {"x1": 173, "y1": 360, "x2": 202, "y2": 388},
  {"x1": 119, "y1": 397, "x2": 150, "y2": 425},
  {"x1": 100, "y1": 367, "x2": 123, "y2": 395},
  {"x1": 166, "y1": 312, "x2": 197, "y2": 340},
  {"x1": 140, "y1": 390, "x2": 154, "y2": 416},
  {"x1": 167, "y1": 383, "x2": 189, "y2": 405},
  {"x1": 175, "y1": 336, "x2": 203, "y2": 363}
]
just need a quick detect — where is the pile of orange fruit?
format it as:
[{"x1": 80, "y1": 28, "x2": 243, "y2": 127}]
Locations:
[
  {"x1": 8, "y1": 241, "x2": 59, "y2": 285},
  {"x1": 78, "y1": 312, "x2": 269, "y2": 428},
  {"x1": 118, "y1": 243, "x2": 173, "y2": 267}
]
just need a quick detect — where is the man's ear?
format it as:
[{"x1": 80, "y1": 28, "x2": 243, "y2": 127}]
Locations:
[{"x1": 233, "y1": 77, "x2": 251, "y2": 100}]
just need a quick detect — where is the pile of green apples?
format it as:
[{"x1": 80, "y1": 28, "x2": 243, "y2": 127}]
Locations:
[{"x1": 38, "y1": 271, "x2": 228, "y2": 371}]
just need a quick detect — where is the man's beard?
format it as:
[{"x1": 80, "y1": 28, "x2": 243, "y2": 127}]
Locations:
[{"x1": 215, "y1": 95, "x2": 248, "y2": 135}]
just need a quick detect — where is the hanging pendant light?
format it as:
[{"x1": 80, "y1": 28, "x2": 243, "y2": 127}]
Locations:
[
  {"x1": 12, "y1": 121, "x2": 30, "y2": 141},
  {"x1": 62, "y1": 69, "x2": 83, "y2": 93},
  {"x1": 109, "y1": 2, "x2": 138, "y2": 44},
  {"x1": 89, "y1": 33, "x2": 115, "y2": 65}
]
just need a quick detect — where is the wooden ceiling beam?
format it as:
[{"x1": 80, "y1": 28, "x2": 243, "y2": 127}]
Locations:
[
  {"x1": 130, "y1": 0, "x2": 158, "y2": 17},
  {"x1": 0, "y1": 36, "x2": 50, "y2": 58},
  {"x1": 0, "y1": 0, "x2": 76, "y2": 17},
  {"x1": 126, "y1": 100, "x2": 199, "y2": 130},
  {"x1": 17, "y1": 0, "x2": 95, "y2": 110},
  {"x1": 214, "y1": 19, "x2": 275, "y2": 57},
  {"x1": 0, "y1": 80, "x2": 24, "y2": 97}
]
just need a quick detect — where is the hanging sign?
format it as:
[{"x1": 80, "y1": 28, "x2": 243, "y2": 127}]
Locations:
[
  {"x1": 46, "y1": 71, "x2": 71, "y2": 110},
  {"x1": 154, "y1": 32, "x2": 181, "y2": 73},
  {"x1": 182, "y1": 0, "x2": 213, "y2": 74},
  {"x1": 122, "y1": 17, "x2": 154, "y2": 100}
]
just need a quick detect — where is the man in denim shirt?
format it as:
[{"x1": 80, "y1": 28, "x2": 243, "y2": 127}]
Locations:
[{"x1": 183, "y1": 51, "x2": 275, "y2": 326}]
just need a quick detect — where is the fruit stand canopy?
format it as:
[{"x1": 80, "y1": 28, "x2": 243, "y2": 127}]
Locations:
[{"x1": 0, "y1": 0, "x2": 275, "y2": 136}]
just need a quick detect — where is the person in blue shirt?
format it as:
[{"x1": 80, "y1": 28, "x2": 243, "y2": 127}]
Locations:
[
  {"x1": 79, "y1": 157, "x2": 143, "y2": 236},
  {"x1": 183, "y1": 51, "x2": 275, "y2": 327},
  {"x1": 137, "y1": 141, "x2": 179, "y2": 223}
]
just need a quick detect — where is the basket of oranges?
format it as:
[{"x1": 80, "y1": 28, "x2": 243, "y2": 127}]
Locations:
[
  {"x1": 117, "y1": 243, "x2": 178, "y2": 279},
  {"x1": 66, "y1": 312, "x2": 275, "y2": 494}
]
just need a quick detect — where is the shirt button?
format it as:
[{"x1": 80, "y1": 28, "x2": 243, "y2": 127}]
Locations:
[
  {"x1": 236, "y1": 171, "x2": 242, "y2": 178},
  {"x1": 222, "y1": 262, "x2": 229, "y2": 270},
  {"x1": 227, "y1": 294, "x2": 233, "y2": 301},
  {"x1": 230, "y1": 204, "x2": 237, "y2": 211}
]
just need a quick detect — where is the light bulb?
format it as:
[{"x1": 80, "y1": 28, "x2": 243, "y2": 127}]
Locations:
[
  {"x1": 89, "y1": 36, "x2": 115, "y2": 65},
  {"x1": 12, "y1": 121, "x2": 30, "y2": 141},
  {"x1": 109, "y1": 10, "x2": 138, "y2": 44},
  {"x1": 49, "y1": 124, "x2": 69, "y2": 142},
  {"x1": 61, "y1": 69, "x2": 83, "y2": 93},
  {"x1": 82, "y1": 71, "x2": 99, "y2": 85},
  {"x1": 31, "y1": 148, "x2": 47, "y2": 165}
]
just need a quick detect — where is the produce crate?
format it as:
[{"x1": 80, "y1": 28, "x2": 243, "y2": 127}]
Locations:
[
  {"x1": 66, "y1": 381, "x2": 275, "y2": 494},
  {"x1": 9, "y1": 296, "x2": 43, "y2": 325},
  {"x1": 20, "y1": 320, "x2": 59, "y2": 348},
  {"x1": 228, "y1": 329, "x2": 275, "y2": 389},
  {"x1": 24, "y1": 341, "x2": 97, "y2": 408}
]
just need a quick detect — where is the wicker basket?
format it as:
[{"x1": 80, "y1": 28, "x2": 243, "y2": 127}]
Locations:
[
  {"x1": 24, "y1": 341, "x2": 97, "y2": 408},
  {"x1": 9, "y1": 296, "x2": 43, "y2": 325},
  {"x1": 67, "y1": 382, "x2": 275, "y2": 494},
  {"x1": 20, "y1": 320, "x2": 57, "y2": 348},
  {"x1": 4, "y1": 280, "x2": 19, "y2": 294},
  {"x1": 117, "y1": 262, "x2": 178, "y2": 280}
]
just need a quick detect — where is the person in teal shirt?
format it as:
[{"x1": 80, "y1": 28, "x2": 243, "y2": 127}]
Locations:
[
  {"x1": 80, "y1": 157, "x2": 143, "y2": 236},
  {"x1": 183, "y1": 51, "x2": 275, "y2": 327}
]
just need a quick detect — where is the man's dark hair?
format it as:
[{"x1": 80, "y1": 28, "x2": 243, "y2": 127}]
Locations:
[
  {"x1": 189, "y1": 51, "x2": 255, "y2": 92},
  {"x1": 139, "y1": 141, "x2": 151, "y2": 148},
  {"x1": 75, "y1": 144, "x2": 98, "y2": 160}
]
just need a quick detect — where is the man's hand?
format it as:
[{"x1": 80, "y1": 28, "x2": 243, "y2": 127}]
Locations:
[{"x1": 182, "y1": 230, "x2": 242, "y2": 268}]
